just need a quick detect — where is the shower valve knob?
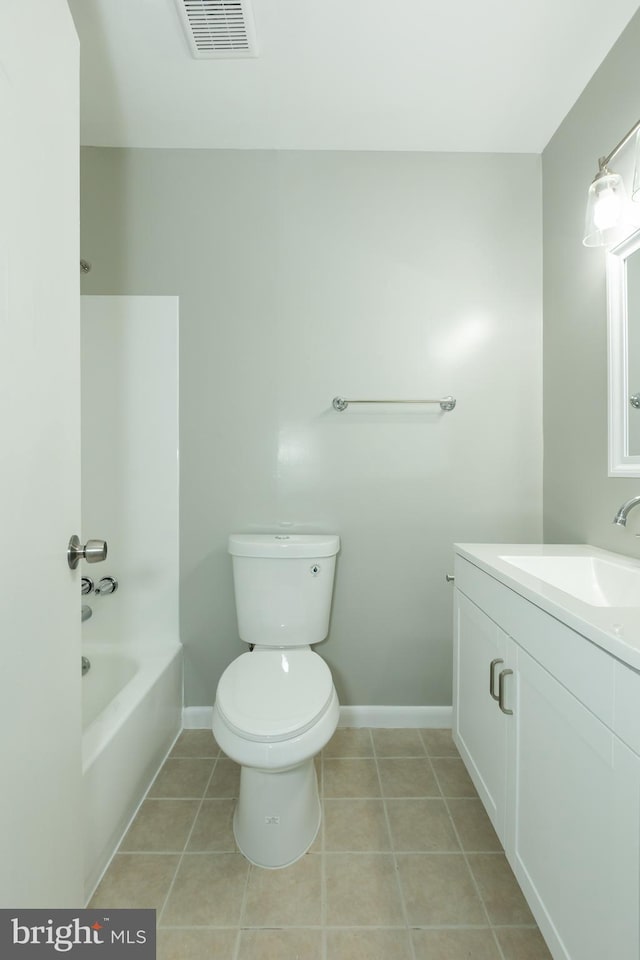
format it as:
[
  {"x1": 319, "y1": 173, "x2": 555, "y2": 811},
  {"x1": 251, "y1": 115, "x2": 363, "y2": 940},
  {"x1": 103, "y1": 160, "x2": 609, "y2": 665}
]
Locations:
[
  {"x1": 95, "y1": 576, "x2": 118, "y2": 596},
  {"x1": 67, "y1": 535, "x2": 108, "y2": 570}
]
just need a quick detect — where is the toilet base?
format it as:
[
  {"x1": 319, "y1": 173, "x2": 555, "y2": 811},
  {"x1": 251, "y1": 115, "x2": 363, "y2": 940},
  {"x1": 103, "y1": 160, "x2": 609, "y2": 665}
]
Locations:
[{"x1": 233, "y1": 759, "x2": 320, "y2": 869}]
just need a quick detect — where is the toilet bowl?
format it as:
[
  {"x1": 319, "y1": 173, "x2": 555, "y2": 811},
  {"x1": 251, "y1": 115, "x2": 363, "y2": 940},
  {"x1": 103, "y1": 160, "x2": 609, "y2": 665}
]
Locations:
[{"x1": 212, "y1": 533, "x2": 340, "y2": 869}]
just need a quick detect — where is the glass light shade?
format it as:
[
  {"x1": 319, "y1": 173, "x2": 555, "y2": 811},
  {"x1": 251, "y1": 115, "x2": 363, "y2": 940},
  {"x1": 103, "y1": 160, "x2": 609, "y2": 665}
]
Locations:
[
  {"x1": 632, "y1": 129, "x2": 640, "y2": 202},
  {"x1": 583, "y1": 170, "x2": 629, "y2": 247}
]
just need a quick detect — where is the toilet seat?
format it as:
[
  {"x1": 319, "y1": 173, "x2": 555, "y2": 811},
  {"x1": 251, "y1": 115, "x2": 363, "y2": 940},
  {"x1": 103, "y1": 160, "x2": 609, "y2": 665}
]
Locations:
[{"x1": 216, "y1": 648, "x2": 334, "y2": 743}]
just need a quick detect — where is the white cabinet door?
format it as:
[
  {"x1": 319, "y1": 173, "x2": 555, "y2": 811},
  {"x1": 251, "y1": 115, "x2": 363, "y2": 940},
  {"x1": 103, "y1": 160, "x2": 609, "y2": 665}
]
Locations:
[
  {"x1": 508, "y1": 644, "x2": 640, "y2": 960},
  {"x1": 453, "y1": 590, "x2": 511, "y2": 843}
]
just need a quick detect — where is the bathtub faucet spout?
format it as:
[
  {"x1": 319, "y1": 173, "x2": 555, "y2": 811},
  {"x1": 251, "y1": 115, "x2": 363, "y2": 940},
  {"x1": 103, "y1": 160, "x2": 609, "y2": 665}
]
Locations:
[{"x1": 81, "y1": 604, "x2": 92, "y2": 622}]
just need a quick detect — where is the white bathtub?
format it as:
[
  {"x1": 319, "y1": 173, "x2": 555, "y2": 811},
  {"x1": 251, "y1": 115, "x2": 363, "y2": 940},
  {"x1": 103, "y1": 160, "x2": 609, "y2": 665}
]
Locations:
[{"x1": 82, "y1": 642, "x2": 182, "y2": 903}]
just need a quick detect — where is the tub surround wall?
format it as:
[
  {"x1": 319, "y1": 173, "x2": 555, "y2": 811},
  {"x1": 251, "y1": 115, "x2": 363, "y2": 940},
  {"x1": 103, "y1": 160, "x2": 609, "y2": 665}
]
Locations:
[
  {"x1": 81, "y1": 296, "x2": 179, "y2": 644},
  {"x1": 80, "y1": 296, "x2": 181, "y2": 901},
  {"x1": 543, "y1": 8, "x2": 640, "y2": 551},
  {"x1": 80, "y1": 149, "x2": 543, "y2": 709}
]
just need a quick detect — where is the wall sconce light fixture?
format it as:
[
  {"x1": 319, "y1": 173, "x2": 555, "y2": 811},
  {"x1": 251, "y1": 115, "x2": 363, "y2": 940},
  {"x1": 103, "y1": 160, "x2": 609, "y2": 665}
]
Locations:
[{"x1": 583, "y1": 118, "x2": 640, "y2": 247}]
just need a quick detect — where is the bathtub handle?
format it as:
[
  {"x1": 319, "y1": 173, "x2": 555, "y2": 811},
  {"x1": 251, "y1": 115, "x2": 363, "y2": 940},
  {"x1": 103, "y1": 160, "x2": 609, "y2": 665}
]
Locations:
[
  {"x1": 68, "y1": 535, "x2": 108, "y2": 570},
  {"x1": 95, "y1": 577, "x2": 118, "y2": 596}
]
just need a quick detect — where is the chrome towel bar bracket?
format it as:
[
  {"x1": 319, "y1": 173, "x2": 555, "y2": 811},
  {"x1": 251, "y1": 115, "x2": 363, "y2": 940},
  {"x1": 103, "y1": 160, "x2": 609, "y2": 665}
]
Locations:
[{"x1": 332, "y1": 396, "x2": 456, "y2": 412}]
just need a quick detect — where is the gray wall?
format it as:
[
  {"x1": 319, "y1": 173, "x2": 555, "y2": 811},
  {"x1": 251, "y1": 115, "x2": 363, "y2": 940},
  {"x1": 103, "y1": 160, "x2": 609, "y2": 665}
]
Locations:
[
  {"x1": 543, "y1": 10, "x2": 640, "y2": 551},
  {"x1": 80, "y1": 148, "x2": 542, "y2": 707}
]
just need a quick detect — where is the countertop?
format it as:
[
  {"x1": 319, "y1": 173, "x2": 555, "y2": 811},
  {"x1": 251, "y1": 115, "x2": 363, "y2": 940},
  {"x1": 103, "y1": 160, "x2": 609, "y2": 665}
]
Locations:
[{"x1": 454, "y1": 542, "x2": 640, "y2": 673}]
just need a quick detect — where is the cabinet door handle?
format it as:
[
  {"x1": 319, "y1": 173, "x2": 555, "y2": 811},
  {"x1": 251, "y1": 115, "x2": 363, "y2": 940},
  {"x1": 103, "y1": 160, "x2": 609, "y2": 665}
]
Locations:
[
  {"x1": 498, "y1": 668, "x2": 513, "y2": 715},
  {"x1": 489, "y1": 658, "x2": 503, "y2": 701}
]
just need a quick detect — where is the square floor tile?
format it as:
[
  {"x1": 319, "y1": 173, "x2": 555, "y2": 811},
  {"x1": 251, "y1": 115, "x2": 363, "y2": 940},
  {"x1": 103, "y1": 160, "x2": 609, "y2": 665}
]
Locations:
[
  {"x1": 396, "y1": 853, "x2": 485, "y2": 925},
  {"x1": 325, "y1": 854, "x2": 405, "y2": 926},
  {"x1": 326, "y1": 929, "x2": 413, "y2": 959},
  {"x1": 324, "y1": 799, "x2": 391, "y2": 851},
  {"x1": 120, "y1": 799, "x2": 200, "y2": 852},
  {"x1": 386, "y1": 798, "x2": 460, "y2": 852},
  {"x1": 371, "y1": 728, "x2": 426, "y2": 757},
  {"x1": 431, "y1": 758, "x2": 478, "y2": 797},
  {"x1": 169, "y1": 729, "x2": 220, "y2": 758},
  {"x1": 187, "y1": 798, "x2": 237, "y2": 852},
  {"x1": 161, "y1": 853, "x2": 249, "y2": 926},
  {"x1": 148, "y1": 759, "x2": 214, "y2": 798},
  {"x1": 157, "y1": 929, "x2": 237, "y2": 960},
  {"x1": 412, "y1": 928, "x2": 501, "y2": 959},
  {"x1": 420, "y1": 728, "x2": 459, "y2": 757},
  {"x1": 243, "y1": 854, "x2": 322, "y2": 927},
  {"x1": 467, "y1": 854, "x2": 536, "y2": 925},
  {"x1": 323, "y1": 759, "x2": 381, "y2": 797},
  {"x1": 206, "y1": 759, "x2": 241, "y2": 798},
  {"x1": 377, "y1": 757, "x2": 440, "y2": 797},
  {"x1": 324, "y1": 728, "x2": 374, "y2": 757},
  {"x1": 494, "y1": 927, "x2": 554, "y2": 960},
  {"x1": 90, "y1": 854, "x2": 179, "y2": 911},
  {"x1": 447, "y1": 798, "x2": 501, "y2": 852},
  {"x1": 237, "y1": 928, "x2": 322, "y2": 960}
]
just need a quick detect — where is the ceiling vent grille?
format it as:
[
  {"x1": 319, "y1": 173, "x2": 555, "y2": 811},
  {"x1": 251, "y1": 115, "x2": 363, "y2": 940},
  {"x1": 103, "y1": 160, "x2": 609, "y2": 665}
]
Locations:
[{"x1": 174, "y1": 0, "x2": 257, "y2": 59}]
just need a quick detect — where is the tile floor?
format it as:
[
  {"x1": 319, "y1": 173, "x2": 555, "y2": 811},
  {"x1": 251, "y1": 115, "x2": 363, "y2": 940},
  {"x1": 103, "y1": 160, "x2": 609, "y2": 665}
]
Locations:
[{"x1": 90, "y1": 728, "x2": 553, "y2": 960}]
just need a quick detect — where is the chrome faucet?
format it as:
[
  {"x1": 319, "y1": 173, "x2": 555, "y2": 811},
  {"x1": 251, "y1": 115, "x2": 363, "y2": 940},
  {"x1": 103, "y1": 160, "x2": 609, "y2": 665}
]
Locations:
[{"x1": 613, "y1": 495, "x2": 640, "y2": 526}]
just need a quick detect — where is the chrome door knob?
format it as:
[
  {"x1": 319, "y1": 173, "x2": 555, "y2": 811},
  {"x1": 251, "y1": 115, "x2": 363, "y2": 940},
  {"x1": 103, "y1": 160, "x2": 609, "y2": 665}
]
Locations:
[{"x1": 67, "y1": 535, "x2": 108, "y2": 570}]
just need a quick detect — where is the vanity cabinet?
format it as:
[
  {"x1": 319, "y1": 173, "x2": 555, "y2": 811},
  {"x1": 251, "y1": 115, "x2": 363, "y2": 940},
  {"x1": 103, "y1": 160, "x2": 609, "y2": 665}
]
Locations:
[
  {"x1": 453, "y1": 555, "x2": 640, "y2": 960},
  {"x1": 454, "y1": 591, "x2": 510, "y2": 844}
]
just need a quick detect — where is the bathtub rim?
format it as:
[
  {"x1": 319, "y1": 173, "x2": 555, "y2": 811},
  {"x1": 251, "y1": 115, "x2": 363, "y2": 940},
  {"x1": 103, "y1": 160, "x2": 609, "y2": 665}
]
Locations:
[{"x1": 82, "y1": 641, "x2": 182, "y2": 774}]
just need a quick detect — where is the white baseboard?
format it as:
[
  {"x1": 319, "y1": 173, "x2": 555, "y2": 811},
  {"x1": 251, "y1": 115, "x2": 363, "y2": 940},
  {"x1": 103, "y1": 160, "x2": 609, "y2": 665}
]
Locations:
[
  {"x1": 183, "y1": 704, "x2": 452, "y2": 730},
  {"x1": 183, "y1": 706, "x2": 213, "y2": 729},
  {"x1": 338, "y1": 706, "x2": 452, "y2": 728}
]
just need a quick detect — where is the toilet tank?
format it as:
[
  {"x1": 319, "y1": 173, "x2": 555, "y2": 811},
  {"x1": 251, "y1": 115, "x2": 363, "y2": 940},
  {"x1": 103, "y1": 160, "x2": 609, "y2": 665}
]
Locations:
[{"x1": 228, "y1": 534, "x2": 340, "y2": 647}]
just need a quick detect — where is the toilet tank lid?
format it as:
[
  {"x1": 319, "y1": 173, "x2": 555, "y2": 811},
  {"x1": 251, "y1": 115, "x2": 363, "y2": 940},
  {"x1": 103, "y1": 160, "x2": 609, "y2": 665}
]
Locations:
[{"x1": 228, "y1": 533, "x2": 340, "y2": 559}]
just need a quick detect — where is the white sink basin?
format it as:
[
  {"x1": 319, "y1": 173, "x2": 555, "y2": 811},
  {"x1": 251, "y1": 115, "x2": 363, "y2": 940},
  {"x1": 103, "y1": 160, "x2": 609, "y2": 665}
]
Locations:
[{"x1": 499, "y1": 554, "x2": 640, "y2": 607}]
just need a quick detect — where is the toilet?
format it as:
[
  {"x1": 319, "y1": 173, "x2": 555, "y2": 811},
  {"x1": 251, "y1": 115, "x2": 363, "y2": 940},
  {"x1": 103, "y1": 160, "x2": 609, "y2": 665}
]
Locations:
[{"x1": 212, "y1": 532, "x2": 340, "y2": 869}]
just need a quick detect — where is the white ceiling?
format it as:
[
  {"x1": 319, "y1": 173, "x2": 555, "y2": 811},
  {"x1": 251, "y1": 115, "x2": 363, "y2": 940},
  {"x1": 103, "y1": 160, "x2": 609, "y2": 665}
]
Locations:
[{"x1": 68, "y1": 0, "x2": 640, "y2": 153}]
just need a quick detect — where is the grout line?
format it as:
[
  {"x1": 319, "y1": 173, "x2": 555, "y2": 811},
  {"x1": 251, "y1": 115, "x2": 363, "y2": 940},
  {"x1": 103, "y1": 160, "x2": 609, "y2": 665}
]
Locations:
[
  {"x1": 118, "y1": 847, "x2": 506, "y2": 858},
  {"x1": 231, "y1": 929, "x2": 243, "y2": 960},
  {"x1": 435, "y1": 770, "x2": 508, "y2": 960},
  {"x1": 156, "y1": 753, "x2": 220, "y2": 927},
  {"x1": 233, "y1": 836, "x2": 252, "y2": 960},
  {"x1": 319, "y1": 752, "x2": 327, "y2": 960},
  {"x1": 371, "y1": 730, "x2": 418, "y2": 960}
]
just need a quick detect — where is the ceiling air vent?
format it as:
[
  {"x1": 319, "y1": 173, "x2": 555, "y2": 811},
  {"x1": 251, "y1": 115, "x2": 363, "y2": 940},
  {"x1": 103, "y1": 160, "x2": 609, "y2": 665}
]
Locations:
[{"x1": 174, "y1": 0, "x2": 257, "y2": 59}]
